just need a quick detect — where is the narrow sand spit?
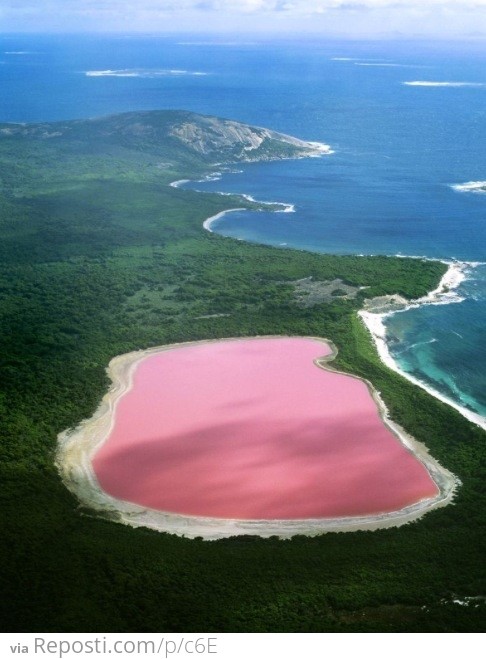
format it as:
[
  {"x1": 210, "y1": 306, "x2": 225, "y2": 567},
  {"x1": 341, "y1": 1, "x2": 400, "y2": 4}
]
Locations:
[{"x1": 56, "y1": 336, "x2": 457, "y2": 540}]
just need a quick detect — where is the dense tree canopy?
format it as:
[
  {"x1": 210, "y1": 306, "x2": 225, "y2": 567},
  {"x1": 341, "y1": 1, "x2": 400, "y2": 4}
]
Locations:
[{"x1": 0, "y1": 111, "x2": 484, "y2": 632}]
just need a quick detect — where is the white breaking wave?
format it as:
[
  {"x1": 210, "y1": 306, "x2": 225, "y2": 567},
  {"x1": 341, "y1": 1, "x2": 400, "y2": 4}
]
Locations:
[
  {"x1": 275, "y1": 204, "x2": 295, "y2": 213},
  {"x1": 170, "y1": 173, "x2": 222, "y2": 189},
  {"x1": 85, "y1": 69, "x2": 208, "y2": 78},
  {"x1": 173, "y1": 158, "x2": 484, "y2": 429},
  {"x1": 395, "y1": 338, "x2": 438, "y2": 355},
  {"x1": 355, "y1": 63, "x2": 423, "y2": 68},
  {"x1": 306, "y1": 140, "x2": 335, "y2": 156},
  {"x1": 451, "y1": 180, "x2": 486, "y2": 194},
  {"x1": 404, "y1": 81, "x2": 485, "y2": 88},
  {"x1": 359, "y1": 261, "x2": 486, "y2": 431},
  {"x1": 171, "y1": 176, "x2": 295, "y2": 214},
  {"x1": 4, "y1": 51, "x2": 36, "y2": 55},
  {"x1": 169, "y1": 179, "x2": 190, "y2": 189},
  {"x1": 177, "y1": 42, "x2": 256, "y2": 46},
  {"x1": 333, "y1": 58, "x2": 428, "y2": 69},
  {"x1": 332, "y1": 57, "x2": 389, "y2": 62},
  {"x1": 240, "y1": 193, "x2": 295, "y2": 213},
  {"x1": 411, "y1": 261, "x2": 468, "y2": 308}
]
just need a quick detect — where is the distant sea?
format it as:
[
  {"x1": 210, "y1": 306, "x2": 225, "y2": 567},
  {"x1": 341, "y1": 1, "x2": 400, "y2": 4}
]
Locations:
[{"x1": 1, "y1": 34, "x2": 484, "y2": 421}]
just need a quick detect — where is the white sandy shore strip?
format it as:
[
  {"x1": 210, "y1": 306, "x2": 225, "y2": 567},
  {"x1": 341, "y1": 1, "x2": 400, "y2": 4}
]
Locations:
[
  {"x1": 170, "y1": 135, "x2": 329, "y2": 230},
  {"x1": 172, "y1": 177, "x2": 295, "y2": 220},
  {"x1": 169, "y1": 179, "x2": 191, "y2": 188},
  {"x1": 202, "y1": 196, "x2": 295, "y2": 233},
  {"x1": 203, "y1": 208, "x2": 247, "y2": 232},
  {"x1": 197, "y1": 188, "x2": 484, "y2": 430},
  {"x1": 170, "y1": 172, "x2": 224, "y2": 189},
  {"x1": 359, "y1": 260, "x2": 486, "y2": 431},
  {"x1": 56, "y1": 335, "x2": 457, "y2": 541},
  {"x1": 169, "y1": 137, "x2": 333, "y2": 191}
]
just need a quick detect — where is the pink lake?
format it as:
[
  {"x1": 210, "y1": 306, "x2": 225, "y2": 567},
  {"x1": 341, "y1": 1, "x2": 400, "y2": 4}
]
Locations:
[{"x1": 92, "y1": 338, "x2": 439, "y2": 520}]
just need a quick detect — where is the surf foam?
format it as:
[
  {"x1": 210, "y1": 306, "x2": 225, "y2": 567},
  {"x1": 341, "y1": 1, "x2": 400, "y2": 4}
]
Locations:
[
  {"x1": 85, "y1": 69, "x2": 208, "y2": 78},
  {"x1": 404, "y1": 81, "x2": 485, "y2": 88},
  {"x1": 359, "y1": 261, "x2": 486, "y2": 430},
  {"x1": 451, "y1": 181, "x2": 486, "y2": 194}
]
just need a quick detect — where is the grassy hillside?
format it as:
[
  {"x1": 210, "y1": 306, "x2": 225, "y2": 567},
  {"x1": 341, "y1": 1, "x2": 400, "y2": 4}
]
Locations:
[{"x1": 0, "y1": 111, "x2": 484, "y2": 632}]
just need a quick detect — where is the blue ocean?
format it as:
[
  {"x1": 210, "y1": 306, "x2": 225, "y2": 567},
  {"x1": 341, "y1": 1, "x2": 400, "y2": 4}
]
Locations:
[{"x1": 1, "y1": 34, "x2": 484, "y2": 420}]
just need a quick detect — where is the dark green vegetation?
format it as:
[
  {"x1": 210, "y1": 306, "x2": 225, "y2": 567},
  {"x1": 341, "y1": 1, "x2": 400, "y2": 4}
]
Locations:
[{"x1": 1, "y1": 111, "x2": 485, "y2": 632}]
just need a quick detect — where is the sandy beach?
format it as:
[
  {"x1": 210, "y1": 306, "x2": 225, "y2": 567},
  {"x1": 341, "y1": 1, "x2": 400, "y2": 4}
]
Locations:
[
  {"x1": 202, "y1": 208, "x2": 246, "y2": 232},
  {"x1": 185, "y1": 169, "x2": 485, "y2": 432},
  {"x1": 359, "y1": 260, "x2": 486, "y2": 431},
  {"x1": 57, "y1": 336, "x2": 457, "y2": 541}
]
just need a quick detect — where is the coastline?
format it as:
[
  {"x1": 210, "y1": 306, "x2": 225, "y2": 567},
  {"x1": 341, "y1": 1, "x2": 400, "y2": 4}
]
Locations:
[
  {"x1": 176, "y1": 177, "x2": 297, "y2": 233},
  {"x1": 203, "y1": 208, "x2": 246, "y2": 232},
  {"x1": 301, "y1": 140, "x2": 335, "y2": 157},
  {"x1": 359, "y1": 260, "x2": 486, "y2": 431},
  {"x1": 56, "y1": 336, "x2": 457, "y2": 541},
  {"x1": 173, "y1": 174, "x2": 296, "y2": 216},
  {"x1": 181, "y1": 162, "x2": 486, "y2": 430}
]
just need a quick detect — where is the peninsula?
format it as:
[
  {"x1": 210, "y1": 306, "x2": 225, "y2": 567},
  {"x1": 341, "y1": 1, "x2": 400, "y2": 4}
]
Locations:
[{"x1": 1, "y1": 110, "x2": 484, "y2": 632}]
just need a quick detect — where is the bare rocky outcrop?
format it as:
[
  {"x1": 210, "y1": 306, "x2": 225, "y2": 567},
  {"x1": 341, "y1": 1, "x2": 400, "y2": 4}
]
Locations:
[
  {"x1": 168, "y1": 115, "x2": 331, "y2": 161},
  {"x1": 0, "y1": 110, "x2": 332, "y2": 164}
]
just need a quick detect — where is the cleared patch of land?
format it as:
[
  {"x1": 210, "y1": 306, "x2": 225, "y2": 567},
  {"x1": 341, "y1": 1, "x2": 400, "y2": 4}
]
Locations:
[
  {"x1": 289, "y1": 277, "x2": 362, "y2": 306},
  {"x1": 2, "y1": 110, "x2": 484, "y2": 631}
]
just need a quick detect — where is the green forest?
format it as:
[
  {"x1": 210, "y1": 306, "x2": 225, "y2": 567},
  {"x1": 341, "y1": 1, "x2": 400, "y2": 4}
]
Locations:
[{"x1": 0, "y1": 111, "x2": 484, "y2": 632}]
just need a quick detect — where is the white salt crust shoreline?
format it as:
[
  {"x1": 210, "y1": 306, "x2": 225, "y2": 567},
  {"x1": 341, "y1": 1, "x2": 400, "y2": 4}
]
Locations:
[
  {"x1": 56, "y1": 336, "x2": 457, "y2": 541},
  {"x1": 359, "y1": 260, "x2": 486, "y2": 431},
  {"x1": 57, "y1": 140, "x2": 479, "y2": 539}
]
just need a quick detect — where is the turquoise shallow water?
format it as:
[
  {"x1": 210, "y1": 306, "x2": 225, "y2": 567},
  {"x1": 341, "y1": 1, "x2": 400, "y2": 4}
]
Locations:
[
  {"x1": 386, "y1": 268, "x2": 486, "y2": 418},
  {"x1": 1, "y1": 34, "x2": 485, "y2": 419}
]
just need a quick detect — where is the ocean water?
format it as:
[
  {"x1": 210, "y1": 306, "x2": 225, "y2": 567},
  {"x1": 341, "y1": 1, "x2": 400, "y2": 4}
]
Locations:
[{"x1": 1, "y1": 34, "x2": 484, "y2": 421}]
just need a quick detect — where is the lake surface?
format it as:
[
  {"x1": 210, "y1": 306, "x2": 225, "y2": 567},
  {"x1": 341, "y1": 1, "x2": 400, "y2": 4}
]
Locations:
[
  {"x1": 92, "y1": 338, "x2": 438, "y2": 519},
  {"x1": 1, "y1": 34, "x2": 484, "y2": 420}
]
